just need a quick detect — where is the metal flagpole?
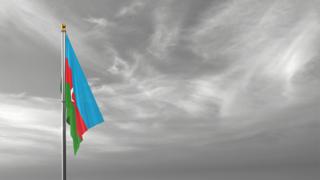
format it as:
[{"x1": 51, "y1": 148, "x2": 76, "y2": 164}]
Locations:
[{"x1": 61, "y1": 23, "x2": 67, "y2": 180}]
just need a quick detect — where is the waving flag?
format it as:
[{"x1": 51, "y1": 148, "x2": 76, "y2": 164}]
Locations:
[{"x1": 65, "y1": 35, "x2": 104, "y2": 154}]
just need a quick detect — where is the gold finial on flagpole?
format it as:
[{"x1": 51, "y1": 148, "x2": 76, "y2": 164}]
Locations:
[{"x1": 61, "y1": 24, "x2": 66, "y2": 32}]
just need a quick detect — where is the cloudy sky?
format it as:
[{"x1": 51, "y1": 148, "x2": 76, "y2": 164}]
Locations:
[{"x1": 0, "y1": 0, "x2": 319, "y2": 179}]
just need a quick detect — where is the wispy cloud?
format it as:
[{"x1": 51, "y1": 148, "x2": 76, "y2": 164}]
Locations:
[
  {"x1": 147, "y1": 6, "x2": 180, "y2": 58},
  {"x1": 0, "y1": 0, "x2": 60, "y2": 47},
  {"x1": 0, "y1": 93, "x2": 60, "y2": 166},
  {"x1": 187, "y1": 0, "x2": 320, "y2": 116},
  {"x1": 116, "y1": 1, "x2": 145, "y2": 17},
  {"x1": 0, "y1": 0, "x2": 113, "y2": 73},
  {"x1": 84, "y1": 17, "x2": 113, "y2": 28}
]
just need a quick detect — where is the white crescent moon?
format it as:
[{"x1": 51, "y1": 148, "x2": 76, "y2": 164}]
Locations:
[{"x1": 70, "y1": 88, "x2": 75, "y2": 103}]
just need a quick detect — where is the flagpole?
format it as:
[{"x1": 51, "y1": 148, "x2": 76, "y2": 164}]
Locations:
[{"x1": 61, "y1": 23, "x2": 67, "y2": 180}]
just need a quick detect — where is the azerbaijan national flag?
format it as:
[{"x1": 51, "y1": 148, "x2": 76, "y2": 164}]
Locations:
[{"x1": 65, "y1": 35, "x2": 104, "y2": 154}]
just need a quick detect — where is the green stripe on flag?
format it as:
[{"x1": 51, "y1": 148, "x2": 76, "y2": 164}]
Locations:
[{"x1": 65, "y1": 83, "x2": 82, "y2": 154}]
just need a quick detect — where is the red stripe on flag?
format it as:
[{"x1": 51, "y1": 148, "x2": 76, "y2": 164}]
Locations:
[{"x1": 65, "y1": 58, "x2": 88, "y2": 139}]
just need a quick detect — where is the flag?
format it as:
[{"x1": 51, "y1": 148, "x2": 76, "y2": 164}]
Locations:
[{"x1": 65, "y1": 34, "x2": 104, "y2": 154}]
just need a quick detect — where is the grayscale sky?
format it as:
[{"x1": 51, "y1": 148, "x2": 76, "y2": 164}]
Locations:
[{"x1": 0, "y1": 0, "x2": 319, "y2": 180}]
